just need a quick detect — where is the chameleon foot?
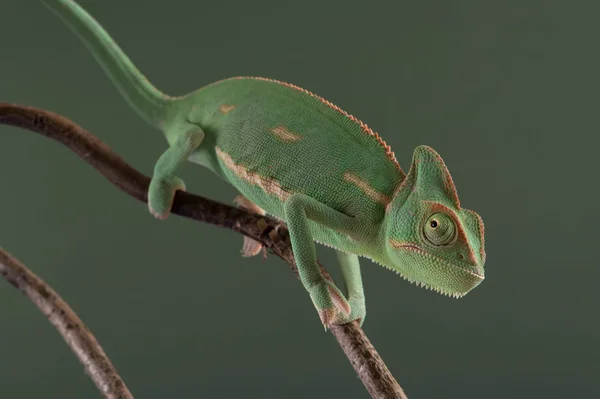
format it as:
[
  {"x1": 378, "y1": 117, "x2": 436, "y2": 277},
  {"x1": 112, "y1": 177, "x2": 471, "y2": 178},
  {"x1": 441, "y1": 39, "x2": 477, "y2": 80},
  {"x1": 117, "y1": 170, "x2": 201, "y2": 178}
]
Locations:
[
  {"x1": 308, "y1": 279, "x2": 352, "y2": 329},
  {"x1": 233, "y1": 195, "x2": 268, "y2": 258},
  {"x1": 319, "y1": 296, "x2": 366, "y2": 328},
  {"x1": 148, "y1": 175, "x2": 186, "y2": 219}
]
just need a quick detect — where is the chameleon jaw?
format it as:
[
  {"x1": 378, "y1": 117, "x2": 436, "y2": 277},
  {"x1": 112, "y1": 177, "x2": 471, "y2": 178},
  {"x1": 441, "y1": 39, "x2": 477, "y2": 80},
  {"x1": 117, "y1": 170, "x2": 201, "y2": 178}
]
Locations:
[
  {"x1": 383, "y1": 241, "x2": 484, "y2": 298},
  {"x1": 390, "y1": 241, "x2": 484, "y2": 279}
]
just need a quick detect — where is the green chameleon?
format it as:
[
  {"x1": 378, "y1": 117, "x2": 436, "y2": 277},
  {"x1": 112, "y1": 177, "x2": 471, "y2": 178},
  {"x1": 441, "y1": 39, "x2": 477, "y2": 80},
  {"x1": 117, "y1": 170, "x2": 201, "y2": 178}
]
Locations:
[{"x1": 43, "y1": 0, "x2": 486, "y2": 328}]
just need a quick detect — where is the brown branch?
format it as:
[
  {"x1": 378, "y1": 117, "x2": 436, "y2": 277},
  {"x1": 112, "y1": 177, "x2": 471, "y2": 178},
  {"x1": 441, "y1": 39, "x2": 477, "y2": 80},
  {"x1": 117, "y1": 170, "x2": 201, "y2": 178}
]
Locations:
[
  {"x1": 0, "y1": 248, "x2": 133, "y2": 399},
  {"x1": 0, "y1": 102, "x2": 407, "y2": 399}
]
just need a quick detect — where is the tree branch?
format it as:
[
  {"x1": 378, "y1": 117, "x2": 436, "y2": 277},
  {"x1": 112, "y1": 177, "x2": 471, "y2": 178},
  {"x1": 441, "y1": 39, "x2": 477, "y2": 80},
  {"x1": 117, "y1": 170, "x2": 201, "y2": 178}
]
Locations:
[{"x1": 0, "y1": 102, "x2": 407, "y2": 399}]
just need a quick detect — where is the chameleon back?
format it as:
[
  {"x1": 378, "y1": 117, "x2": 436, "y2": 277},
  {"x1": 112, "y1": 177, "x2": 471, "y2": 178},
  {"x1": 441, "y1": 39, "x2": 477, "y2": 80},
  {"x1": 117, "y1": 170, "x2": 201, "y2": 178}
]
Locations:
[{"x1": 186, "y1": 77, "x2": 405, "y2": 229}]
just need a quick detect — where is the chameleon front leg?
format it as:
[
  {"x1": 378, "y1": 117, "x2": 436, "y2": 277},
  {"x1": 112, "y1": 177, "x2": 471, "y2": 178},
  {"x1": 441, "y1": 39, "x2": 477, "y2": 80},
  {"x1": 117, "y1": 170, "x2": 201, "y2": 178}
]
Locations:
[
  {"x1": 335, "y1": 250, "x2": 366, "y2": 326},
  {"x1": 283, "y1": 193, "x2": 364, "y2": 329},
  {"x1": 148, "y1": 123, "x2": 205, "y2": 219}
]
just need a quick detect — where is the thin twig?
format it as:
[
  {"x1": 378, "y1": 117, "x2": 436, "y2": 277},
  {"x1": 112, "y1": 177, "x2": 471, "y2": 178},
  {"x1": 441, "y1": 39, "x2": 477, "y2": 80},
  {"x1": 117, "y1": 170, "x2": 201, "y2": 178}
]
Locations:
[
  {"x1": 0, "y1": 102, "x2": 407, "y2": 399},
  {"x1": 0, "y1": 248, "x2": 133, "y2": 399}
]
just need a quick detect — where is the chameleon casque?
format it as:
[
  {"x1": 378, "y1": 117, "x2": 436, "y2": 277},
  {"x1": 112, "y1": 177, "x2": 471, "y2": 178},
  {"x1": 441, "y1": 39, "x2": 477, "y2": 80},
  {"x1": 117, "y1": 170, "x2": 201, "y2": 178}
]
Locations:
[{"x1": 43, "y1": 0, "x2": 486, "y2": 328}]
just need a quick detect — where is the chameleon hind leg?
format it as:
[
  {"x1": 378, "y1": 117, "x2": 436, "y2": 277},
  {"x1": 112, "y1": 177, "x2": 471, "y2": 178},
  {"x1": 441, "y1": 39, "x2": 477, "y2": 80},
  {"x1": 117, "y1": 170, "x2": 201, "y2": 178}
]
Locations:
[
  {"x1": 234, "y1": 195, "x2": 268, "y2": 258},
  {"x1": 148, "y1": 122, "x2": 205, "y2": 219},
  {"x1": 283, "y1": 193, "x2": 364, "y2": 329}
]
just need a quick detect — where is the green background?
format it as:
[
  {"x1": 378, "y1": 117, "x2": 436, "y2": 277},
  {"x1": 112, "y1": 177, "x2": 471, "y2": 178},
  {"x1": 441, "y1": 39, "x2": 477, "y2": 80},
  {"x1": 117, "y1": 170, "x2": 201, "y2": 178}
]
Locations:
[{"x1": 1, "y1": 1, "x2": 599, "y2": 398}]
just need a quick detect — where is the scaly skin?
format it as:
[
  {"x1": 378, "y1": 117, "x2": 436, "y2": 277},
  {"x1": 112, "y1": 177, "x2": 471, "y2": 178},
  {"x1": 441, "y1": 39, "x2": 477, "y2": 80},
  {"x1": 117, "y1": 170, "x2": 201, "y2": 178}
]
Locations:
[{"x1": 42, "y1": 0, "x2": 486, "y2": 328}]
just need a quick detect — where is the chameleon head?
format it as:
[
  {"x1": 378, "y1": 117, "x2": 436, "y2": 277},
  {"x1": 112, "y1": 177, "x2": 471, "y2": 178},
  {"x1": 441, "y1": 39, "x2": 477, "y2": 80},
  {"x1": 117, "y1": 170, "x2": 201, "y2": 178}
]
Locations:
[{"x1": 383, "y1": 145, "x2": 486, "y2": 297}]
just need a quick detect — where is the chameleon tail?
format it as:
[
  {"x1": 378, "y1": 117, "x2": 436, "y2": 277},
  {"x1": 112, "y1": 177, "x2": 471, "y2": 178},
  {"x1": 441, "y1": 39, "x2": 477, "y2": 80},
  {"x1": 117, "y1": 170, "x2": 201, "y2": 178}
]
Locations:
[{"x1": 43, "y1": 0, "x2": 172, "y2": 128}]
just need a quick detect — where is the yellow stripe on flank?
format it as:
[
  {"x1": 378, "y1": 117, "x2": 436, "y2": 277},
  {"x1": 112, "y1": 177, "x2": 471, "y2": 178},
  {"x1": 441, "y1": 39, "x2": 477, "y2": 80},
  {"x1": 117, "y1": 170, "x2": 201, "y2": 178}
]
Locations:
[
  {"x1": 270, "y1": 125, "x2": 303, "y2": 141},
  {"x1": 344, "y1": 172, "x2": 391, "y2": 206},
  {"x1": 216, "y1": 148, "x2": 291, "y2": 201}
]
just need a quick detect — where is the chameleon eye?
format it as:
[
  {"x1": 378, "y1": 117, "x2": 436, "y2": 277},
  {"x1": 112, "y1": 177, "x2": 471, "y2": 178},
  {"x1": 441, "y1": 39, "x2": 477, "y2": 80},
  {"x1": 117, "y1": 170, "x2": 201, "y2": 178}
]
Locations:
[{"x1": 423, "y1": 213, "x2": 457, "y2": 247}]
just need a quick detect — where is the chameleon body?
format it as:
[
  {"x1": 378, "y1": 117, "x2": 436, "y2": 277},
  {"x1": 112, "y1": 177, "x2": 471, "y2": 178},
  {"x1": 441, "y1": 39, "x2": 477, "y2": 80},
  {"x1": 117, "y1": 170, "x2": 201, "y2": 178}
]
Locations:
[{"x1": 43, "y1": 0, "x2": 486, "y2": 327}]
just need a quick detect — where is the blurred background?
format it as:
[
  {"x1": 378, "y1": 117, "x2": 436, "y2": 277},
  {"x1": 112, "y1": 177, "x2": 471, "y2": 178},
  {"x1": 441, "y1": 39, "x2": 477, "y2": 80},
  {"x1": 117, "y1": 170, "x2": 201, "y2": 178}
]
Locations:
[{"x1": 1, "y1": 1, "x2": 599, "y2": 398}]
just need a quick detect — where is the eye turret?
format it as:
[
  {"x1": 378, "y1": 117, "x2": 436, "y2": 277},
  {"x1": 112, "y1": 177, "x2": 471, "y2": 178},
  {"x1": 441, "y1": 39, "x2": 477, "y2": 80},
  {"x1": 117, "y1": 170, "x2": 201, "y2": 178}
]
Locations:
[{"x1": 423, "y1": 212, "x2": 457, "y2": 247}]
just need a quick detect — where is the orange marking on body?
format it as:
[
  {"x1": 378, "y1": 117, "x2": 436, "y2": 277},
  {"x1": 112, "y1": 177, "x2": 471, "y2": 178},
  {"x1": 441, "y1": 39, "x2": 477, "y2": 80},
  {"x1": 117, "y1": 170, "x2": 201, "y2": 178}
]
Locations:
[
  {"x1": 216, "y1": 147, "x2": 291, "y2": 201},
  {"x1": 270, "y1": 125, "x2": 303, "y2": 141},
  {"x1": 219, "y1": 104, "x2": 236, "y2": 114},
  {"x1": 206, "y1": 76, "x2": 403, "y2": 174},
  {"x1": 343, "y1": 172, "x2": 391, "y2": 206}
]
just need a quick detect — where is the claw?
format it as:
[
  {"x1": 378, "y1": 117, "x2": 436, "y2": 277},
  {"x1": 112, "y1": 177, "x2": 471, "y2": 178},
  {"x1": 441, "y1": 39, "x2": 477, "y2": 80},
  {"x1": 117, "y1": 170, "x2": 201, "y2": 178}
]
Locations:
[{"x1": 317, "y1": 308, "x2": 337, "y2": 331}]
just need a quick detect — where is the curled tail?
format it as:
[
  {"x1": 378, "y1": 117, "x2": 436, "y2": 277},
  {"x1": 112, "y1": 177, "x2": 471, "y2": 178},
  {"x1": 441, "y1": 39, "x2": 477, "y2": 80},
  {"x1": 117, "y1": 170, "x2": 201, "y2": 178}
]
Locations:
[{"x1": 43, "y1": 0, "x2": 173, "y2": 127}]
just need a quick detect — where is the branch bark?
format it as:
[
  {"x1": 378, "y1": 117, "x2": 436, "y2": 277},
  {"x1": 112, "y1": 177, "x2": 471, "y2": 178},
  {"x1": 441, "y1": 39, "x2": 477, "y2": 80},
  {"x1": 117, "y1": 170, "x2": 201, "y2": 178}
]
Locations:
[{"x1": 0, "y1": 102, "x2": 407, "y2": 399}]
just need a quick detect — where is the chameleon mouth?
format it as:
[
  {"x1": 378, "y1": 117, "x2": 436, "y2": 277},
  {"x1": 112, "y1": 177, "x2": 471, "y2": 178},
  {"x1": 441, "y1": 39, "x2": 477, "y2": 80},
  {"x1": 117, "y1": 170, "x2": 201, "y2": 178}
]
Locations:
[
  {"x1": 386, "y1": 240, "x2": 484, "y2": 298},
  {"x1": 393, "y1": 242, "x2": 484, "y2": 280}
]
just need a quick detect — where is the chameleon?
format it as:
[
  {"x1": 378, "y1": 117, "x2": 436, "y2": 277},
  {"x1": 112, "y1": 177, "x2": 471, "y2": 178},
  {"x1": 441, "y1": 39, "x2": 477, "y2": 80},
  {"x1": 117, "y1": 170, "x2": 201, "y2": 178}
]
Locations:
[{"x1": 42, "y1": 0, "x2": 486, "y2": 328}]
